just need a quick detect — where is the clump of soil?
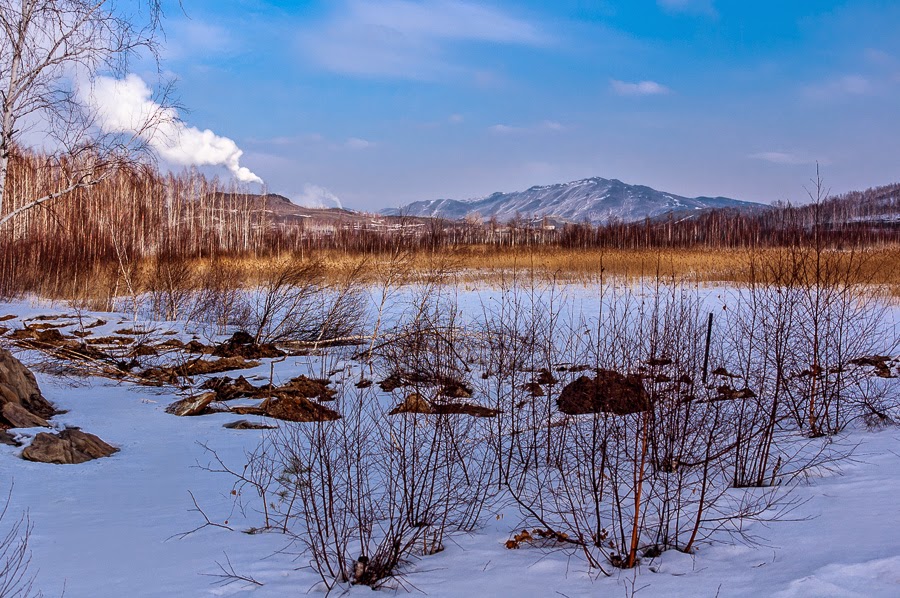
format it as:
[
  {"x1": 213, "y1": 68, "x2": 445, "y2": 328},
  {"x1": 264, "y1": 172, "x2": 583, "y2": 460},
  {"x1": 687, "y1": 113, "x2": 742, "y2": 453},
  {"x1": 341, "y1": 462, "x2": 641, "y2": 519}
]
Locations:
[
  {"x1": 201, "y1": 375, "x2": 258, "y2": 400},
  {"x1": 260, "y1": 395, "x2": 341, "y2": 422},
  {"x1": 389, "y1": 393, "x2": 501, "y2": 418},
  {"x1": 223, "y1": 419, "x2": 277, "y2": 430},
  {"x1": 715, "y1": 385, "x2": 756, "y2": 401},
  {"x1": 711, "y1": 366, "x2": 739, "y2": 378},
  {"x1": 521, "y1": 382, "x2": 545, "y2": 397},
  {"x1": 439, "y1": 381, "x2": 473, "y2": 399},
  {"x1": 212, "y1": 331, "x2": 284, "y2": 360},
  {"x1": 279, "y1": 375, "x2": 336, "y2": 401},
  {"x1": 535, "y1": 368, "x2": 558, "y2": 386},
  {"x1": 185, "y1": 340, "x2": 211, "y2": 354},
  {"x1": 142, "y1": 356, "x2": 261, "y2": 384},
  {"x1": 557, "y1": 370, "x2": 650, "y2": 416},
  {"x1": 851, "y1": 355, "x2": 895, "y2": 378}
]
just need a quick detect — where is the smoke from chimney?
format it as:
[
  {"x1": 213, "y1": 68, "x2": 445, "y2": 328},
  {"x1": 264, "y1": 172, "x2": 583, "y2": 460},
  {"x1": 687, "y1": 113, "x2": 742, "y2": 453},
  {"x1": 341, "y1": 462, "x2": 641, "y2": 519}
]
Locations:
[{"x1": 80, "y1": 74, "x2": 263, "y2": 185}]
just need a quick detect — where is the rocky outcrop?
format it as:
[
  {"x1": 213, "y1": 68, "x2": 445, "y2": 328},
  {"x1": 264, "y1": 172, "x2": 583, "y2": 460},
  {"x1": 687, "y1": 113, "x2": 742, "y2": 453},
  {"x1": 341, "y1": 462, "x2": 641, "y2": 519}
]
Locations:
[
  {"x1": 2, "y1": 402, "x2": 49, "y2": 428},
  {"x1": 166, "y1": 392, "x2": 217, "y2": 416},
  {"x1": 21, "y1": 428, "x2": 118, "y2": 464},
  {"x1": 0, "y1": 347, "x2": 56, "y2": 426}
]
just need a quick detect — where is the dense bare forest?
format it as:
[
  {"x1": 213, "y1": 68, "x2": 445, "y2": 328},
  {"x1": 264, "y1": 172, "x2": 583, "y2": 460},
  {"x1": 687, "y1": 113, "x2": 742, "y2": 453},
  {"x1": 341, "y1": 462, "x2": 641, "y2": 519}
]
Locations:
[{"x1": 1, "y1": 148, "x2": 898, "y2": 298}]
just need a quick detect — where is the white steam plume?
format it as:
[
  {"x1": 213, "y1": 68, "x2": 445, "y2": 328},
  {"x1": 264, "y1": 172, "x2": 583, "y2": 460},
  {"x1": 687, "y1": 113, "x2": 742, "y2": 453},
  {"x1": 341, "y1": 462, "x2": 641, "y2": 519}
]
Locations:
[
  {"x1": 80, "y1": 74, "x2": 263, "y2": 184},
  {"x1": 294, "y1": 184, "x2": 343, "y2": 209}
]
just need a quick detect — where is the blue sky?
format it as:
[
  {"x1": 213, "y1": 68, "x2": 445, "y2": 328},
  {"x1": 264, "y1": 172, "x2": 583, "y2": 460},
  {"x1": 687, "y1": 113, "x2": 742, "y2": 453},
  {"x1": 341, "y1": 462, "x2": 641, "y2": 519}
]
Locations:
[{"x1": 148, "y1": 0, "x2": 900, "y2": 209}]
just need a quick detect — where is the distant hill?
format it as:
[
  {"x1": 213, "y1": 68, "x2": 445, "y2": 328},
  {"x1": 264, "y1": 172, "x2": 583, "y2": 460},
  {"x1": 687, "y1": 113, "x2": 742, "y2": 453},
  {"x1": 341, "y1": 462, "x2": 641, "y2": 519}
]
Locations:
[{"x1": 382, "y1": 177, "x2": 763, "y2": 224}]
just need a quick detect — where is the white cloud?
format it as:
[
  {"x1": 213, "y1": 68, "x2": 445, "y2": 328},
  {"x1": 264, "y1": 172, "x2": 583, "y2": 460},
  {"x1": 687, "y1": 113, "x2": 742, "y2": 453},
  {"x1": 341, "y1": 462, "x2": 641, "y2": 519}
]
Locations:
[
  {"x1": 489, "y1": 120, "x2": 566, "y2": 134},
  {"x1": 299, "y1": 0, "x2": 548, "y2": 79},
  {"x1": 448, "y1": 113, "x2": 465, "y2": 124},
  {"x1": 489, "y1": 124, "x2": 521, "y2": 134},
  {"x1": 80, "y1": 74, "x2": 262, "y2": 184},
  {"x1": 749, "y1": 151, "x2": 824, "y2": 166},
  {"x1": 345, "y1": 137, "x2": 375, "y2": 149},
  {"x1": 611, "y1": 79, "x2": 671, "y2": 96}
]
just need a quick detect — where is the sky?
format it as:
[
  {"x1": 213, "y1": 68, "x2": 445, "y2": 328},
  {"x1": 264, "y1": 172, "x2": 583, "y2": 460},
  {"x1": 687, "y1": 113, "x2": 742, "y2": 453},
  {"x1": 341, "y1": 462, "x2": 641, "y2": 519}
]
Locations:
[{"x1": 140, "y1": 0, "x2": 900, "y2": 210}]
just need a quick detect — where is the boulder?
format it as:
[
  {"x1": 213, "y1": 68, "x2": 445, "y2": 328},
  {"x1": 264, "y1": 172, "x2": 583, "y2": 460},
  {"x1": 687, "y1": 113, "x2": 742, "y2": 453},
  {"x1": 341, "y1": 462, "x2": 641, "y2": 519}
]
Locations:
[
  {"x1": 0, "y1": 347, "x2": 56, "y2": 418},
  {"x1": 557, "y1": 370, "x2": 651, "y2": 416},
  {"x1": 166, "y1": 392, "x2": 217, "y2": 416},
  {"x1": 22, "y1": 429, "x2": 118, "y2": 464},
  {"x1": 1, "y1": 402, "x2": 49, "y2": 428}
]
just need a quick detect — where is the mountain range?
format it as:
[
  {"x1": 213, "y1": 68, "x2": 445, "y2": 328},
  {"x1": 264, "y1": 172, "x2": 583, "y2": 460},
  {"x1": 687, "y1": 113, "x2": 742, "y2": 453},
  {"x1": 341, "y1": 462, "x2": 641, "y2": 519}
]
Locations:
[{"x1": 382, "y1": 177, "x2": 762, "y2": 224}]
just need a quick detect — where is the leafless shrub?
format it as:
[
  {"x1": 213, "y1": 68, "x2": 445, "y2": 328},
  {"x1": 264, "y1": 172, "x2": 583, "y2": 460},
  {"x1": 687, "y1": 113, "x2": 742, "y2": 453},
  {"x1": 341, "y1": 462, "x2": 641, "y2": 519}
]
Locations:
[{"x1": 0, "y1": 485, "x2": 39, "y2": 598}]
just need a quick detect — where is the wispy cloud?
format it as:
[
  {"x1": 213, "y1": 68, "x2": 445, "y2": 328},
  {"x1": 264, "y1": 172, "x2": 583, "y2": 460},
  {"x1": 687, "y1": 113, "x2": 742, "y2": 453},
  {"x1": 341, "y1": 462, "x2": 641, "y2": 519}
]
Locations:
[
  {"x1": 805, "y1": 74, "x2": 872, "y2": 99},
  {"x1": 299, "y1": 0, "x2": 548, "y2": 80},
  {"x1": 345, "y1": 137, "x2": 375, "y2": 150},
  {"x1": 749, "y1": 151, "x2": 825, "y2": 166},
  {"x1": 611, "y1": 79, "x2": 671, "y2": 96},
  {"x1": 489, "y1": 120, "x2": 566, "y2": 134},
  {"x1": 162, "y1": 19, "x2": 236, "y2": 61},
  {"x1": 657, "y1": 0, "x2": 717, "y2": 16}
]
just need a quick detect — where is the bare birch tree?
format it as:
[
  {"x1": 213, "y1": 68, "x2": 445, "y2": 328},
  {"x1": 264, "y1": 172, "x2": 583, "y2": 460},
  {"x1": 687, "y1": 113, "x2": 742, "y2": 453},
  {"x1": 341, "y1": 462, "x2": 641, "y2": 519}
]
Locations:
[{"x1": 0, "y1": 0, "x2": 164, "y2": 228}]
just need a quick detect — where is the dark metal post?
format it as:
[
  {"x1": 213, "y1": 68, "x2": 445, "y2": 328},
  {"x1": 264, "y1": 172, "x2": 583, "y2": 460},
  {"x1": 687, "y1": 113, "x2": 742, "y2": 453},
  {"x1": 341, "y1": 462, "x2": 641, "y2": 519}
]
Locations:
[{"x1": 702, "y1": 312, "x2": 713, "y2": 384}]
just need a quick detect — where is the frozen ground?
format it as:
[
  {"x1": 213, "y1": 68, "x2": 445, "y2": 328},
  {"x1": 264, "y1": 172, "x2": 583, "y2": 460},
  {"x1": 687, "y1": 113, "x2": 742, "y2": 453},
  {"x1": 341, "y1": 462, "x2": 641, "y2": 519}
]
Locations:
[{"x1": 1, "y1": 293, "x2": 900, "y2": 597}]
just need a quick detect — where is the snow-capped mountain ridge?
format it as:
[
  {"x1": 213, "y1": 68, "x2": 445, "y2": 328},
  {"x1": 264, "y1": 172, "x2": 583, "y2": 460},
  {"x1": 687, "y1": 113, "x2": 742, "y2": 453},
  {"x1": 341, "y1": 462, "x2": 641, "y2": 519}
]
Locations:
[{"x1": 383, "y1": 176, "x2": 761, "y2": 224}]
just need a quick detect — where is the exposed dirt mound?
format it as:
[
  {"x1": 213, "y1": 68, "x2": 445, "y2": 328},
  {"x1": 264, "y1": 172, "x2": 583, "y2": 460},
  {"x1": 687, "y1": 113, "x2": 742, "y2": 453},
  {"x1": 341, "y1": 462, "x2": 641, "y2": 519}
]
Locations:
[
  {"x1": 279, "y1": 376, "x2": 336, "y2": 401},
  {"x1": 438, "y1": 381, "x2": 473, "y2": 399},
  {"x1": 261, "y1": 395, "x2": 341, "y2": 422},
  {"x1": 223, "y1": 419, "x2": 277, "y2": 430},
  {"x1": 201, "y1": 375, "x2": 258, "y2": 400},
  {"x1": 557, "y1": 371, "x2": 651, "y2": 416},
  {"x1": 535, "y1": 368, "x2": 558, "y2": 386},
  {"x1": 389, "y1": 393, "x2": 433, "y2": 414},
  {"x1": 389, "y1": 393, "x2": 501, "y2": 418},
  {"x1": 851, "y1": 355, "x2": 895, "y2": 378},
  {"x1": 521, "y1": 382, "x2": 545, "y2": 397},
  {"x1": 141, "y1": 356, "x2": 261, "y2": 384},
  {"x1": 212, "y1": 331, "x2": 284, "y2": 359},
  {"x1": 22, "y1": 428, "x2": 118, "y2": 464}
]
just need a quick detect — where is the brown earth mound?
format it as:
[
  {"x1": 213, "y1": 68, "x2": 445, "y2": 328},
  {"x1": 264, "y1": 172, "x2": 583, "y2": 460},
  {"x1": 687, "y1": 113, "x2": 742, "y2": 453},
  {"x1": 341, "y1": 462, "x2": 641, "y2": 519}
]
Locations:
[
  {"x1": 389, "y1": 393, "x2": 500, "y2": 418},
  {"x1": 212, "y1": 331, "x2": 284, "y2": 360},
  {"x1": 223, "y1": 419, "x2": 277, "y2": 430},
  {"x1": 261, "y1": 395, "x2": 341, "y2": 422},
  {"x1": 557, "y1": 370, "x2": 650, "y2": 416},
  {"x1": 201, "y1": 375, "x2": 258, "y2": 400}
]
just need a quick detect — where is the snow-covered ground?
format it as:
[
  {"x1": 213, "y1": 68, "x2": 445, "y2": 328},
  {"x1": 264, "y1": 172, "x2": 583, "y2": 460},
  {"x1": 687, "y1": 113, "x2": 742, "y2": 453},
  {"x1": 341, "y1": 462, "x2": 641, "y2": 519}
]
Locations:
[{"x1": 1, "y1": 291, "x2": 900, "y2": 598}]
